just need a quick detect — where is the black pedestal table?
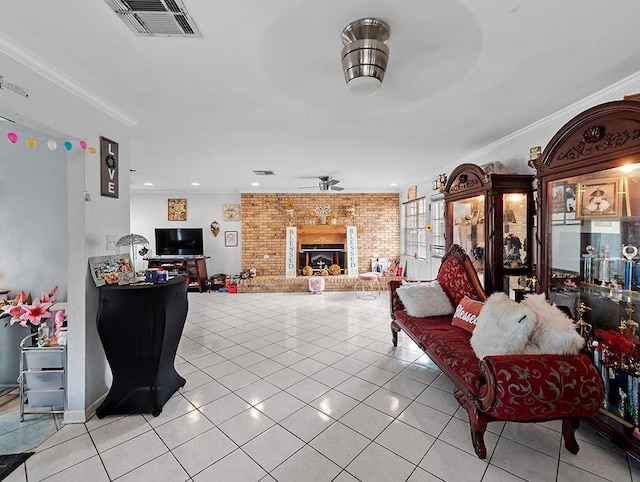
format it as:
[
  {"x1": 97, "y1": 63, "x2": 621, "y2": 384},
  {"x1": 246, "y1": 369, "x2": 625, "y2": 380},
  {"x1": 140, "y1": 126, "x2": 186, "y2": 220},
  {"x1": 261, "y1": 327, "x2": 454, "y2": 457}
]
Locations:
[{"x1": 96, "y1": 277, "x2": 188, "y2": 418}]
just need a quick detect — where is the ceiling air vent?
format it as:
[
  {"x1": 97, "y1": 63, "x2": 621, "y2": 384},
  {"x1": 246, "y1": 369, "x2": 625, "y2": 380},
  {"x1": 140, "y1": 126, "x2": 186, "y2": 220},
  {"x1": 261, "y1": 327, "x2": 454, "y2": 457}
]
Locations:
[
  {"x1": 104, "y1": 0, "x2": 202, "y2": 37},
  {"x1": 252, "y1": 170, "x2": 276, "y2": 176}
]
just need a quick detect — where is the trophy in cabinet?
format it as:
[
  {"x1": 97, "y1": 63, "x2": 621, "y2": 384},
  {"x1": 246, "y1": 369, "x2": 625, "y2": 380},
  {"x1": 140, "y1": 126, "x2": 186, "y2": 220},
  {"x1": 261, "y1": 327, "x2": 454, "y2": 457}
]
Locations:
[
  {"x1": 575, "y1": 301, "x2": 593, "y2": 341},
  {"x1": 622, "y1": 245, "x2": 638, "y2": 291},
  {"x1": 583, "y1": 245, "x2": 597, "y2": 284}
]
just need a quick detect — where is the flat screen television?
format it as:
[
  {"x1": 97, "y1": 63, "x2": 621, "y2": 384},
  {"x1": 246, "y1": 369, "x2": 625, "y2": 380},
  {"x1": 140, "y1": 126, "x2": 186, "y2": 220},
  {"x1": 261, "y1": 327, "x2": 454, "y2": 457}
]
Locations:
[{"x1": 155, "y1": 228, "x2": 204, "y2": 256}]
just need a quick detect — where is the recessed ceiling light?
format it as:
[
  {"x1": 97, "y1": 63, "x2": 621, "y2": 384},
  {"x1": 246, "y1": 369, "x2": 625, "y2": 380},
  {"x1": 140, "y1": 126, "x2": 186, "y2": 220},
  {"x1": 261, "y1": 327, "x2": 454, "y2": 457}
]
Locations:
[
  {"x1": 389, "y1": 182, "x2": 398, "y2": 186},
  {"x1": 252, "y1": 182, "x2": 260, "y2": 186},
  {"x1": 143, "y1": 182, "x2": 153, "y2": 186},
  {"x1": 191, "y1": 182, "x2": 200, "y2": 186}
]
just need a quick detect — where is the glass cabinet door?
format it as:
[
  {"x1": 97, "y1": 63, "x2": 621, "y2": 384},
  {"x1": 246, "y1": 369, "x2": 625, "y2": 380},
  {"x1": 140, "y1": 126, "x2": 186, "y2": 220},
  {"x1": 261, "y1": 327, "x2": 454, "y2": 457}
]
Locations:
[
  {"x1": 503, "y1": 192, "x2": 530, "y2": 297},
  {"x1": 502, "y1": 193, "x2": 528, "y2": 270},
  {"x1": 452, "y1": 195, "x2": 485, "y2": 285},
  {"x1": 548, "y1": 164, "x2": 640, "y2": 294},
  {"x1": 546, "y1": 162, "x2": 640, "y2": 429}
]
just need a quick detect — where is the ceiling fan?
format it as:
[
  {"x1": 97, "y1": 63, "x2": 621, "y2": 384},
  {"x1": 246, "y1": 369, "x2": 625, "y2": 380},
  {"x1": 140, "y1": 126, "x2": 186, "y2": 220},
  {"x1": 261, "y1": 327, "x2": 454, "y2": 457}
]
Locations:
[{"x1": 298, "y1": 176, "x2": 345, "y2": 191}]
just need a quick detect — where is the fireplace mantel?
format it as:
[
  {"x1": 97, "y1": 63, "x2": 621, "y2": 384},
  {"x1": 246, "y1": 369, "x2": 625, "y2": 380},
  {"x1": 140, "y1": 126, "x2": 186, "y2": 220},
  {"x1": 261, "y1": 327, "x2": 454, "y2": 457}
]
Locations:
[{"x1": 296, "y1": 225, "x2": 360, "y2": 245}]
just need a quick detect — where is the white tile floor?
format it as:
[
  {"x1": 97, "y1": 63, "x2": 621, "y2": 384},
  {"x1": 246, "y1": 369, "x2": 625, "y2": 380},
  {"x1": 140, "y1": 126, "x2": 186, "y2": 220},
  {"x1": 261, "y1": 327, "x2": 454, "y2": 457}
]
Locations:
[{"x1": 2, "y1": 290, "x2": 639, "y2": 481}]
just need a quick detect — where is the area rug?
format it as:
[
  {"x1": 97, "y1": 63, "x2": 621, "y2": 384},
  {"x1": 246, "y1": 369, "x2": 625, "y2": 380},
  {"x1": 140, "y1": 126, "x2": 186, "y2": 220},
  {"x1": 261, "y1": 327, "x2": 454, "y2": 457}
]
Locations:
[{"x1": 0, "y1": 452, "x2": 34, "y2": 481}]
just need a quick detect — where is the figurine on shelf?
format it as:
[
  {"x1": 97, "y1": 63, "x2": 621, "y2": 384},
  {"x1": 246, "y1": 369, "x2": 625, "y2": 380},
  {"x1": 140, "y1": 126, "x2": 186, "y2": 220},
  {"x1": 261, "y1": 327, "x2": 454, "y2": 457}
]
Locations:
[
  {"x1": 503, "y1": 233, "x2": 523, "y2": 268},
  {"x1": 575, "y1": 301, "x2": 593, "y2": 343},
  {"x1": 620, "y1": 302, "x2": 638, "y2": 337}
]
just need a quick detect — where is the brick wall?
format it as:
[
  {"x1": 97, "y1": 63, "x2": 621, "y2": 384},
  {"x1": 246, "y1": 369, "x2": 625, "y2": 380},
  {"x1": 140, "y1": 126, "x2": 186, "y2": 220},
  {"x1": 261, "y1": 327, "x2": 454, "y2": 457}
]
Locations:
[{"x1": 241, "y1": 193, "x2": 400, "y2": 276}]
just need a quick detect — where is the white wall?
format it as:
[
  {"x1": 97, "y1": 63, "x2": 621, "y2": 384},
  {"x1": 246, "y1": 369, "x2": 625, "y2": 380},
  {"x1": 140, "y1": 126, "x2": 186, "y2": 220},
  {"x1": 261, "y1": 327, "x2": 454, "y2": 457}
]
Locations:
[
  {"x1": 400, "y1": 72, "x2": 640, "y2": 273},
  {"x1": 0, "y1": 123, "x2": 67, "y2": 295},
  {"x1": 433, "y1": 73, "x2": 640, "y2": 186},
  {"x1": 0, "y1": 48, "x2": 131, "y2": 422},
  {"x1": 0, "y1": 123, "x2": 67, "y2": 385},
  {"x1": 131, "y1": 192, "x2": 242, "y2": 276}
]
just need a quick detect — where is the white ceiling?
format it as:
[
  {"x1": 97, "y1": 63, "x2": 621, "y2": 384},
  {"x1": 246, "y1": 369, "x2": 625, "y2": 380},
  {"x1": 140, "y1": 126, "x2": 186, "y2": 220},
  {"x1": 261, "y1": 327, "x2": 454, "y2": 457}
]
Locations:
[{"x1": 1, "y1": 0, "x2": 640, "y2": 194}]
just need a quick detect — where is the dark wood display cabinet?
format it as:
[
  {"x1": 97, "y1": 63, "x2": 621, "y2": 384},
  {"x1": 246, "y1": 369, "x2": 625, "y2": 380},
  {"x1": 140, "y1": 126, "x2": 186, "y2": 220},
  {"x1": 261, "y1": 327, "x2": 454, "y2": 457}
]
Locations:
[
  {"x1": 533, "y1": 99, "x2": 640, "y2": 456},
  {"x1": 443, "y1": 163, "x2": 534, "y2": 295}
]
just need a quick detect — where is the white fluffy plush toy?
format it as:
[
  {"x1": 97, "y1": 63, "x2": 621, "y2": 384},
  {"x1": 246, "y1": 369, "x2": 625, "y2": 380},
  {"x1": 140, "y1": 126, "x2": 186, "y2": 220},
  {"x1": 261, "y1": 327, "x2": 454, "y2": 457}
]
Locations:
[
  {"x1": 470, "y1": 292, "x2": 536, "y2": 359},
  {"x1": 520, "y1": 293, "x2": 584, "y2": 355}
]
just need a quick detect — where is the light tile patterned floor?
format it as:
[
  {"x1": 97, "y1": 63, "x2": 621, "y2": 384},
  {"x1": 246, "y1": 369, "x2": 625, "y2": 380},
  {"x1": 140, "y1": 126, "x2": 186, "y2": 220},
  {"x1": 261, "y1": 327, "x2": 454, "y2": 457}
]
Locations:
[{"x1": 1, "y1": 291, "x2": 639, "y2": 481}]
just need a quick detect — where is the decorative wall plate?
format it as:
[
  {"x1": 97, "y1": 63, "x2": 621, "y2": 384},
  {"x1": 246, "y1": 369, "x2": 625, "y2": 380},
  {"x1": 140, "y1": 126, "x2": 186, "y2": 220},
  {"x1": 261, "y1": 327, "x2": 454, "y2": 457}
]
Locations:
[{"x1": 224, "y1": 204, "x2": 240, "y2": 221}]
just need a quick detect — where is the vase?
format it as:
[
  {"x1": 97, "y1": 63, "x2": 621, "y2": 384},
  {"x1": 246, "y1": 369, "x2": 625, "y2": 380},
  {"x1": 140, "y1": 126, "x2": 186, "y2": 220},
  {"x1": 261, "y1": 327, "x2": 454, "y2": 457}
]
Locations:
[
  {"x1": 319, "y1": 215, "x2": 327, "y2": 225},
  {"x1": 36, "y1": 324, "x2": 49, "y2": 347},
  {"x1": 331, "y1": 218, "x2": 337, "y2": 225}
]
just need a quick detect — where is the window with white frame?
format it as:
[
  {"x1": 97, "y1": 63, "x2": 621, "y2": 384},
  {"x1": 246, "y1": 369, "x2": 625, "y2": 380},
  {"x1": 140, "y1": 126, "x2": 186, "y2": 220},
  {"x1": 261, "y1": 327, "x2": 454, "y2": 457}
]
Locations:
[{"x1": 403, "y1": 197, "x2": 427, "y2": 258}]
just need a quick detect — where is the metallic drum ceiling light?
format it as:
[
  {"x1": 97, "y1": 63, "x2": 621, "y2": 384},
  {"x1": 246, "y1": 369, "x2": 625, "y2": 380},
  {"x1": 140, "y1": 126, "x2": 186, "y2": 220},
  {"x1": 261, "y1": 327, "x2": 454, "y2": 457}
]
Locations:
[{"x1": 341, "y1": 18, "x2": 390, "y2": 97}]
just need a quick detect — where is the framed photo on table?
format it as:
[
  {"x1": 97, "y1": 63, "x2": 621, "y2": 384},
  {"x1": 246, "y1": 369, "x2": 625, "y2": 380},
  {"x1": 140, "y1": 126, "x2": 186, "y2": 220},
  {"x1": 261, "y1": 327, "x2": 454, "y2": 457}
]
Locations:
[
  {"x1": 225, "y1": 231, "x2": 238, "y2": 247},
  {"x1": 576, "y1": 179, "x2": 620, "y2": 218}
]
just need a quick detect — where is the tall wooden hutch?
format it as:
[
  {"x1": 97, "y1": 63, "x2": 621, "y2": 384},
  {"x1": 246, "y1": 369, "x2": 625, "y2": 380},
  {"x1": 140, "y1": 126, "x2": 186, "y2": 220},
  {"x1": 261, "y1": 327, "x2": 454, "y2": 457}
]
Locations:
[
  {"x1": 534, "y1": 100, "x2": 640, "y2": 455},
  {"x1": 443, "y1": 163, "x2": 534, "y2": 295}
]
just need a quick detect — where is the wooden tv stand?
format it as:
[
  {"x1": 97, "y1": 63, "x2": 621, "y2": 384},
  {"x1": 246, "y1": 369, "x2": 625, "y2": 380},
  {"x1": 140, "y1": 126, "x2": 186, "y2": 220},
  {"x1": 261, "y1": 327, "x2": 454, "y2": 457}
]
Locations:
[{"x1": 147, "y1": 256, "x2": 209, "y2": 292}]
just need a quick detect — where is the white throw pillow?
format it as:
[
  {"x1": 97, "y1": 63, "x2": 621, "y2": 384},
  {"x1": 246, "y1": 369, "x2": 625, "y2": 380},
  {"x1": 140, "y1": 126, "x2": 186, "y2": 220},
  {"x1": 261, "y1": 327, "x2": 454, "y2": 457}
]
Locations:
[
  {"x1": 520, "y1": 293, "x2": 585, "y2": 355},
  {"x1": 396, "y1": 281, "x2": 454, "y2": 318},
  {"x1": 470, "y1": 292, "x2": 535, "y2": 359}
]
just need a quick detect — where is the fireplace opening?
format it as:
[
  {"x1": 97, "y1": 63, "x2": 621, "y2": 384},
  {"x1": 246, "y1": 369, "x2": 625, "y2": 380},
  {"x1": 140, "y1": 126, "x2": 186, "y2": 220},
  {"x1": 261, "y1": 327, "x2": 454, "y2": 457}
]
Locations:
[{"x1": 299, "y1": 243, "x2": 346, "y2": 273}]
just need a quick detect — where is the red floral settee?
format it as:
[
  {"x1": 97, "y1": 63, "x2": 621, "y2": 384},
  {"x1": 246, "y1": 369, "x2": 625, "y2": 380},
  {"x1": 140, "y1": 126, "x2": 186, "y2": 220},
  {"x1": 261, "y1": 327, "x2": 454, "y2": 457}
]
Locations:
[{"x1": 390, "y1": 244, "x2": 604, "y2": 459}]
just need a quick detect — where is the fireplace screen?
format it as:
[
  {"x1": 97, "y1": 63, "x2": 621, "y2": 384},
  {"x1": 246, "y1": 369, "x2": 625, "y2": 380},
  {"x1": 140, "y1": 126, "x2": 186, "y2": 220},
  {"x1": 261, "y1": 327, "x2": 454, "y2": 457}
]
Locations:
[{"x1": 299, "y1": 244, "x2": 345, "y2": 273}]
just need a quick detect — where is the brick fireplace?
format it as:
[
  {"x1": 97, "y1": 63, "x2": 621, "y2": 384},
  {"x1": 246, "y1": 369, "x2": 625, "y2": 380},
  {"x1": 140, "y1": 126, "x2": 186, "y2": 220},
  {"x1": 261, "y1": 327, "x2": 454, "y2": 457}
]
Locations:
[
  {"x1": 240, "y1": 193, "x2": 401, "y2": 277},
  {"x1": 296, "y1": 225, "x2": 351, "y2": 273}
]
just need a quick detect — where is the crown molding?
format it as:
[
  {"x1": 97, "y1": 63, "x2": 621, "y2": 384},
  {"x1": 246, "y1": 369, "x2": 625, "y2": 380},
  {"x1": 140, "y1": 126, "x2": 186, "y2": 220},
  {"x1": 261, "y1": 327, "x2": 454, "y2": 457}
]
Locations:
[
  {"x1": 459, "y1": 71, "x2": 640, "y2": 163},
  {"x1": 0, "y1": 34, "x2": 138, "y2": 127}
]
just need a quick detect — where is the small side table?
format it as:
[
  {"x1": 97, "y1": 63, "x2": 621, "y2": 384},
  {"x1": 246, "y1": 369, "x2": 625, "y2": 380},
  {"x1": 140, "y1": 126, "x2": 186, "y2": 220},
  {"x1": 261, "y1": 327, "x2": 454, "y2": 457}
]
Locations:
[
  {"x1": 19, "y1": 334, "x2": 66, "y2": 421},
  {"x1": 355, "y1": 272, "x2": 381, "y2": 300}
]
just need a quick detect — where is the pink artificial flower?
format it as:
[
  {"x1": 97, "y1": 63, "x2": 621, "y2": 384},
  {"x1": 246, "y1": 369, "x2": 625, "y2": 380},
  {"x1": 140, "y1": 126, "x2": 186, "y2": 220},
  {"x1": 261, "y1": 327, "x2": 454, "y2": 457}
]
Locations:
[
  {"x1": 15, "y1": 291, "x2": 28, "y2": 304},
  {"x1": 41, "y1": 286, "x2": 58, "y2": 303},
  {"x1": 2, "y1": 303, "x2": 26, "y2": 324},
  {"x1": 20, "y1": 298, "x2": 54, "y2": 327}
]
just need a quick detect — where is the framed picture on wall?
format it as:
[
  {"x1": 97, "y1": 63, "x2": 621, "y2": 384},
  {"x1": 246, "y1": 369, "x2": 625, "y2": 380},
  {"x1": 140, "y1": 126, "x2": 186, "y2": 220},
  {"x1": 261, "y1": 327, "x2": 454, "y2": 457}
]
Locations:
[
  {"x1": 576, "y1": 179, "x2": 620, "y2": 218},
  {"x1": 223, "y1": 203, "x2": 241, "y2": 221},
  {"x1": 225, "y1": 231, "x2": 238, "y2": 247},
  {"x1": 168, "y1": 198, "x2": 187, "y2": 221}
]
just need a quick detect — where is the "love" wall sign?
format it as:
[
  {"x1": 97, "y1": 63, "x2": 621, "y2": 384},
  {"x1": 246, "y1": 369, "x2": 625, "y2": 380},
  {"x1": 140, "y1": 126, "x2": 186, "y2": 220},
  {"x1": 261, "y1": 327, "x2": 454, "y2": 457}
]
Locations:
[{"x1": 100, "y1": 136, "x2": 119, "y2": 198}]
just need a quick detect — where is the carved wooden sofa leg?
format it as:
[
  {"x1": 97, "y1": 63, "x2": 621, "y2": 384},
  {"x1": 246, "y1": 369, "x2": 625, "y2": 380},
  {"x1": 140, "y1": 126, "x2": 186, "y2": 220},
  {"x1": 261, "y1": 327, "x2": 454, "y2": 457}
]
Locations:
[
  {"x1": 391, "y1": 320, "x2": 401, "y2": 347},
  {"x1": 561, "y1": 418, "x2": 581, "y2": 454},
  {"x1": 454, "y1": 388, "x2": 488, "y2": 459}
]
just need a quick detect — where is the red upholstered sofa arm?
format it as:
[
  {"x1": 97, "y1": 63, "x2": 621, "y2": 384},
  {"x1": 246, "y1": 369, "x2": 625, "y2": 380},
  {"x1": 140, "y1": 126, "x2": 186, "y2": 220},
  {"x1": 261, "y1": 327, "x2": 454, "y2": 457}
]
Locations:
[{"x1": 478, "y1": 353, "x2": 604, "y2": 421}]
